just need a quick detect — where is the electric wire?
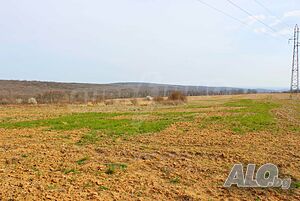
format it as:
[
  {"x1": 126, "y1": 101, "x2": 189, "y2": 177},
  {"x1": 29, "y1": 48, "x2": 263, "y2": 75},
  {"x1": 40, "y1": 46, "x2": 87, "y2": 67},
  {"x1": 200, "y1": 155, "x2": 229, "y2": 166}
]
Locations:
[
  {"x1": 226, "y1": 0, "x2": 291, "y2": 39},
  {"x1": 225, "y1": 0, "x2": 280, "y2": 34},
  {"x1": 195, "y1": 0, "x2": 287, "y2": 41},
  {"x1": 252, "y1": 0, "x2": 290, "y2": 28},
  {"x1": 196, "y1": 0, "x2": 249, "y2": 26}
]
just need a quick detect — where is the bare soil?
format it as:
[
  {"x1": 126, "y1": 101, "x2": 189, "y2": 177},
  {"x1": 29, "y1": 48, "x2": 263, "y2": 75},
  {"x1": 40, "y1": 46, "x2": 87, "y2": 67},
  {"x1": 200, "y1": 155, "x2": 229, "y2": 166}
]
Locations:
[{"x1": 0, "y1": 93, "x2": 299, "y2": 200}]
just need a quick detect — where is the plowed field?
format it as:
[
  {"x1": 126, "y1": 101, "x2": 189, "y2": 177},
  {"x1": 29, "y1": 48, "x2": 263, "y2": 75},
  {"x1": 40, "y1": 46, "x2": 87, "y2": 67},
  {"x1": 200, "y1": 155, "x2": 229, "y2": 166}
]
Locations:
[{"x1": 0, "y1": 94, "x2": 299, "y2": 200}]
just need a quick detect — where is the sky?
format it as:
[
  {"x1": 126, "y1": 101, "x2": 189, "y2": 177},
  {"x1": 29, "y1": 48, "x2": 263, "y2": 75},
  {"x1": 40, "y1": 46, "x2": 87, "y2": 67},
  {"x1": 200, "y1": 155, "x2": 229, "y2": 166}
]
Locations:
[{"x1": 0, "y1": 0, "x2": 299, "y2": 88}]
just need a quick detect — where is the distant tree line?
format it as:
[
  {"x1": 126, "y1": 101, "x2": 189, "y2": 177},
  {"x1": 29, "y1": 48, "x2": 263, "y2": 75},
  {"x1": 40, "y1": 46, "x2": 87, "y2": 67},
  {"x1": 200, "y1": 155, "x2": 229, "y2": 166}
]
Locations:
[{"x1": 0, "y1": 88, "x2": 258, "y2": 105}]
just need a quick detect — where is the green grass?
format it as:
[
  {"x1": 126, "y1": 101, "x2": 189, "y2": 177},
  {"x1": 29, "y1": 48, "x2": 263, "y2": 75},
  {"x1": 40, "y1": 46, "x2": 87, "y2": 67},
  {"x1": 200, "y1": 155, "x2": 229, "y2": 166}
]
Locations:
[
  {"x1": 77, "y1": 131, "x2": 100, "y2": 145},
  {"x1": 290, "y1": 126, "x2": 300, "y2": 132},
  {"x1": 105, "y1": 163, "x2": 127, "y2": 175},
  {"x1": 0, "y1": 111, "x2": 197, "y2": 138},
  {"x1": 0, "y1": 99, "x2": 281, "y2": 136},
  {"x1": 200, "y1": 99, "x2": 280, "y2": 134},
  {"x1": 20, "y1": 135, "x2": 33, "y2": 138},
  {"x1": 76, "y1": 157, "x2": 89, "y2": 165},
  {"x1": 47, "y1": 184, "x2": 58, "y2": 190},
  {"x1": 292, "y1": 181, "x2": 300, "y2": 188},
  {"x1": 63, "y1": 168, "x2": 79, "y2": 174},
  {"x1": 170, "y1": 176, "x2": 180, "y2": 184},
  {"x1": 99, "y1": 185, "x2": 109, "y2": 191},
  {"x1": 56, "y1": 134, "x2": 71, "y2": 139},
  {"x1": 185, "y1": 104, "x2": 211, "y2": 109},
  {"x1": 83, "y1": 182, "x2": 94, "y2": 189}
]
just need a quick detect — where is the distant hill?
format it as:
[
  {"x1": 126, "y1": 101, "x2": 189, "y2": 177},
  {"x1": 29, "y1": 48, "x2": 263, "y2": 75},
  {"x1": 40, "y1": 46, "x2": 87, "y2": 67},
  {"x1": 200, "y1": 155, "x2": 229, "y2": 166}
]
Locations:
[{"x1": 0, "y1": 80, "x2": 271, "y2": 104}]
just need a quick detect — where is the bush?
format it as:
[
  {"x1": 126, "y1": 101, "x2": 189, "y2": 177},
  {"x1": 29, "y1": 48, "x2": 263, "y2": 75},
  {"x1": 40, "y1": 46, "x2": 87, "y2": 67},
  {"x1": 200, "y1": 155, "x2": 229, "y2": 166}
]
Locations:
[
  {"x1": 104, "y1": 100, "x2": 114, "y2": 105},
  {"x1": 153, "y1": 96, "x2": 164, "y2": 102},
  {"x1": 168, "y1": 91, "x2": 187, "y2": 102},
  {"x1": 28, "y1": 97, "x2": 38, "y2": 105},
  {"x1": 0, "y1": 99, "x2": 9, "y2": 105},
  {"x1": 16, "y1": 98, "x2": 23, "y2": 104},
  {"x1": 36, "y1": 91, "x2": 65, "y2": 104},
  {"x1": 145, "y1": 96, "x2": 153, "y2": 101},
  {"x1": 130, "y1": 99, "x2": 139, "y2": 106}
]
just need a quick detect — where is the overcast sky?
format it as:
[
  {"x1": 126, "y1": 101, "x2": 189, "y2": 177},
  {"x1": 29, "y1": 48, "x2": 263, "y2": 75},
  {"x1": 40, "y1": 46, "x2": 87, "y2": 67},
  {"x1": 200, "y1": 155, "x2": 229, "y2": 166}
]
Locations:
[{"x1": 0, "y1": 0, "x2": 299, "y2": 88}]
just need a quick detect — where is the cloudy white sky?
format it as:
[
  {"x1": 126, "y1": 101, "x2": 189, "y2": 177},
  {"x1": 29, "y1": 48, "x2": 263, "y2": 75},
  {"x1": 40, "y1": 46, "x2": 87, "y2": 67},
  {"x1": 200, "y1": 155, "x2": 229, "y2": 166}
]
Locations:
[{"x1": 0, "y1": 0, "x2": 299, "y2": 88}]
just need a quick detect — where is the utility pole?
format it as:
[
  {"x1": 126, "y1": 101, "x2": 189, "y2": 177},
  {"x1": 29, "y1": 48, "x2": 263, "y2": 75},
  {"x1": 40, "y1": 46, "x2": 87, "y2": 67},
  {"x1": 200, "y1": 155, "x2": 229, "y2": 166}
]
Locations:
[{"x1": 290, "y1": 24, "x2": 299, "y2": 93}]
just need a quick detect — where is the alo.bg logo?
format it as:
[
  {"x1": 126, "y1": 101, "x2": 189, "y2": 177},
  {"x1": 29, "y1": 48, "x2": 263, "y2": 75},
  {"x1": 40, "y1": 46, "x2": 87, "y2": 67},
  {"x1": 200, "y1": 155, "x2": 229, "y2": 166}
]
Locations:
[{"x1": 224, "y1": 163, "x2": 291, "y2": 189}]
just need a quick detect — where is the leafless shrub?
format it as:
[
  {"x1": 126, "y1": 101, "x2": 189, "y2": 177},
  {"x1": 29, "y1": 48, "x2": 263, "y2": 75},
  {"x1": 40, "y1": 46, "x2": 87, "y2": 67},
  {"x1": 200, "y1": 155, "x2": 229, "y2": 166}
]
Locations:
[
  {"x1": 118, "y1": 99, "x2": 127, "y2": 105},
  {"x1": 160, "y1": 100, "x2": 184, "y2": 105},
  {"x1": 130, "y1": 99, "x2": 139, "y2": 106},
  {"x1": 153, "y1": 96, "x2": 164, "y2": 102},
  {"x1": 145, "y1": 96, "x2": 153, "y2": 101},
  {"x1": 168, "y1": 91, "x2": 187, "y2": 102},
  {"x1": 36, "y1": 91, "x2": 65, "y2": 104},
  {"x1": 94, "y1": 95, "x2": 105, "y2": 103},
  {"x1": 104, "y1": 100, "x2": 114, "y2": 105},
  {"x1": 16, "y1": 98, "x2": 23, "y2": 104},
  {"x1": 28, "y1": 97, "x2": 38, "y2": 105},
  {"x1": 0, "y1": 98, "x2": 9, "y2": 105}
]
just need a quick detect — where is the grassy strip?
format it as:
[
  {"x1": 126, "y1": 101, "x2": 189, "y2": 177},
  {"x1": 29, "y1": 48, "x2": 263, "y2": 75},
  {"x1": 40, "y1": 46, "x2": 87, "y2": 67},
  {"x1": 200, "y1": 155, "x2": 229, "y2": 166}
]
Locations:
[
  {"x1": 0, "y1": 111, "x2": 197, "y2": 137},
  {"x1": 200, "y1": 99, "x2": 280, "y2": 134},
  {"x1": 0, "y1": 99, "x2": 281, "y2": 136}
]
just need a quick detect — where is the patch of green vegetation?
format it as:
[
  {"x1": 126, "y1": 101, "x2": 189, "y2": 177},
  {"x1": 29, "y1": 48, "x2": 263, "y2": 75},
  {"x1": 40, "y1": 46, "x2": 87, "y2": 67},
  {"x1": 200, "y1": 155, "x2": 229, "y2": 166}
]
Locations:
[
  {"x1": 209, "y1": 116, "x2": 222, "y2": 121},
  {"x1": 200, "y1": 99, "x2": 280, "y2": 134},
  {"x1": 77, "y1": 131, "x2": 100, "y2": 145},
  {"x1": 105, "y1": 163, "x2": 127, "y2": 175},
  {"x1": 105, "y1": 166, "x2": 115, "y2": 175},
  {"x1": 47, "y1": 184, "x2": 57, "y2": 190},
  {"x1": 63, "y1": 168, "x2": 79, "y2": 174},
  {"x1": 0, "y1": 111, "x2": 197, "y2": 138},
  {"x1": 292, "y1": 181, "x2": 300, "y2": 188},
  {"x1": 185, "y1": 104, "x2": 211, "y2": 109},
  {"x1": 1, "y1": 99, "x2": 282, "y2": 136},
  {"x1": 170, "y1": 176, "x2": 180, "y2": 184},
  {"x1": 31, "y1": 167, "x2": 41, "y2": 176},
  {"x1": 99, "y1": 185, "x2": 109, "y2": 191},
  {"x1": 76, "y1": 157, "x2": 89, "y2": 165},
  {"x1": 21, "y1": 154, "x2": 28, "y2": 158},
  {"x1": 56, "y1": 134, "x2": 71, "y2": 139},
  {"x1": 20, "y1": 135, "x2": 33, "y2": 138},
  {"x1": 290, "y1": 126, "x2": 300, "y2": 132},
  {"x1": 83, "y1": 182, "x2": 94, "y2": 189},
  {"x1": 32, "y1": 167, "x2": 39, "y2": 172},
  {"x1": 0, "y1": 117, "x2": 14, "y2": 123}
]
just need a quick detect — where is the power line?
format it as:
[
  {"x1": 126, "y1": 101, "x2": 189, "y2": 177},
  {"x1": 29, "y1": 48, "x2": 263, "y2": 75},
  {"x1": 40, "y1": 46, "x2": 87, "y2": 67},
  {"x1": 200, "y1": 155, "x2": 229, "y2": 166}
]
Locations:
[
  {"x1": 196, "y1": 0, "x2": 249, "y2": 26},
  {"x1": 253, "y1": 0, "x2": 280, "y2": 17},
  {"x1": 225, "y1": 0, "x2": 277, "y2": 33},
  {"x1": 252, "y1": 0, "x2": 290, "y2": 28},
  {"x1": 253, "y1": 0, "x2": 273, "y2": 14},
  {"x1": 195, "y1": 0, "x2": 285, "y2": 41},
  {"x1": 225, "y1": 0, "x2": 288, "y2": 39}
]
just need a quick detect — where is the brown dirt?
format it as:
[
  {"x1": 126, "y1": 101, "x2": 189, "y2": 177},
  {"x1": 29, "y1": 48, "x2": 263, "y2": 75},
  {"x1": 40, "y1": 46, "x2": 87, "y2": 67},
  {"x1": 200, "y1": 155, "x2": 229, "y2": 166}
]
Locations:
[{"x1": 0, "y1": 94, "x2": 299, "y2": 200}]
